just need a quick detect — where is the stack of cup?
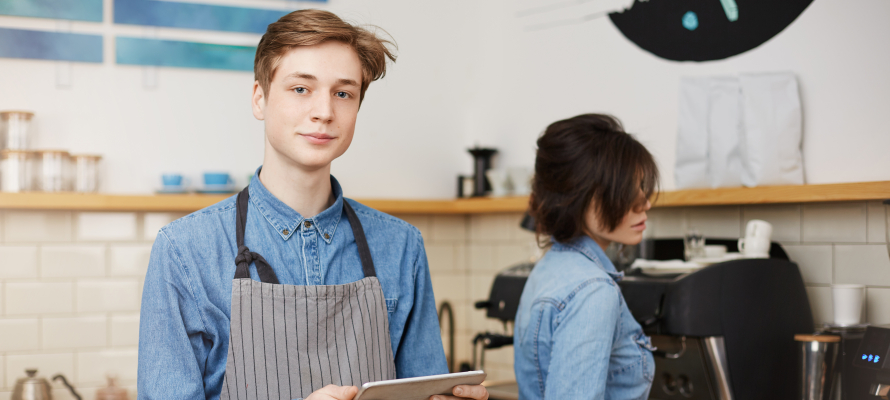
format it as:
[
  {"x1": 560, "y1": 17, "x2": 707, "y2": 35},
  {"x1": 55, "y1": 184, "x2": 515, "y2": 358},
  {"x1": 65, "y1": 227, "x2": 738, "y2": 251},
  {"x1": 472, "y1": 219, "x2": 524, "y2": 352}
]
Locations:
[
  {"x1": 831, "y1": 284, "x2": 865, "y2": 327},
  {"x1": 738, "y1": 219, "x2": 772, "y2": 258}
]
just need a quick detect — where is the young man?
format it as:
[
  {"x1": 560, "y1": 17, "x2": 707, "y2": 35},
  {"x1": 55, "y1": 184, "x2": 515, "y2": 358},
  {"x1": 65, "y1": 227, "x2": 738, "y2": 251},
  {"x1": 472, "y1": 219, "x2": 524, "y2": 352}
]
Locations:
[{"x1": 137, "y1": 10, "x2": 488, "y2": 400}]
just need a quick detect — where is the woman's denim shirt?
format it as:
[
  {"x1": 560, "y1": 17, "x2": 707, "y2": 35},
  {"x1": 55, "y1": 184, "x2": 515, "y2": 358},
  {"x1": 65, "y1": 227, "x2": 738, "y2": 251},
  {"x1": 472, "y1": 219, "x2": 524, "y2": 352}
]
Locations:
[{"x1": 514, "y1": 236, "x2": 655, "y2": 400}]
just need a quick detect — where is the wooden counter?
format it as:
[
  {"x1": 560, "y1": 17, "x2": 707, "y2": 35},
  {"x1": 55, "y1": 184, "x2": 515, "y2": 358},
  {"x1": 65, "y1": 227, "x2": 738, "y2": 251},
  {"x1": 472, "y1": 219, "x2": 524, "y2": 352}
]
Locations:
[{"x1": 0, "y1": 181, "x2": 888, "y2": 214}]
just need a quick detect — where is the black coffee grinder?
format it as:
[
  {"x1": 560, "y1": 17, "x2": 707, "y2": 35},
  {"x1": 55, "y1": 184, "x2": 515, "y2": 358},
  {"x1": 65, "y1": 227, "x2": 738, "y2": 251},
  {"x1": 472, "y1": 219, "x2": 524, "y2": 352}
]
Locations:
[{"x1": 467, "y1": 147, "x2": 497, "y2": 197}]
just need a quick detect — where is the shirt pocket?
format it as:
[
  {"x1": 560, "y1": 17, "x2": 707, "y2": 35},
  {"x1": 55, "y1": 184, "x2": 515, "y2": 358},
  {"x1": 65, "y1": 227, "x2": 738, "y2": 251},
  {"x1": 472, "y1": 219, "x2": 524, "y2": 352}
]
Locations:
[
  {"x1": 385, "y1": 298, "x2": 398, "y2": 316},
  {"x1": 633, "y1": 331, "x2": 656, "y2": 382}
]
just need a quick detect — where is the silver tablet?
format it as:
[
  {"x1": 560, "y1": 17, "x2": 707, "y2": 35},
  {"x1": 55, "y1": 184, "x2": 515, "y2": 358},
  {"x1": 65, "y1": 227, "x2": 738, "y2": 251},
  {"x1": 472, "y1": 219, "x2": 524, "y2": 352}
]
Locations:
[{"x1": 352, "y1": 370, "x2": 486, "y2": 400}]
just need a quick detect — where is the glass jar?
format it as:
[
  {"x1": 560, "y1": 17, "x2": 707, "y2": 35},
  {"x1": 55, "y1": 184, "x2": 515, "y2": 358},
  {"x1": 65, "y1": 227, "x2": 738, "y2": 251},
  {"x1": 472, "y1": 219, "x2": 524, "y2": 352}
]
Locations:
[
  {"x1": 36, "y1": 150, "x2": 71, "y2": 192},
  {"x1": 0, "y1": 110, "x2": 35, "y2": 150},
  {"x1": 1, "y1": 149, "x2": 36, "y2": 192},
  {"x1": 71, "y1": 154, "x2": 102, "y2": 193}
]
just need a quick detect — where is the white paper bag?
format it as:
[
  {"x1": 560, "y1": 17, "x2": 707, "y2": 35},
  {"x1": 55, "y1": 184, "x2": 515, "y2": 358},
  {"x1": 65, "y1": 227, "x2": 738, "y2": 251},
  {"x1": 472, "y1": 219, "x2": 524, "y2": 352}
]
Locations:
[
  {"x1": 739, "y1": 72, "x2": 805, "y2": 186},
  {"x1": 675, "y1": 72, "x2": 804, "y2": 189},
  {"x1": 675, "y1": 77, "x2": 711, "y2": 189},
  {"x1": 707, "y1": 77, "x2": 744, "y2": 188}
]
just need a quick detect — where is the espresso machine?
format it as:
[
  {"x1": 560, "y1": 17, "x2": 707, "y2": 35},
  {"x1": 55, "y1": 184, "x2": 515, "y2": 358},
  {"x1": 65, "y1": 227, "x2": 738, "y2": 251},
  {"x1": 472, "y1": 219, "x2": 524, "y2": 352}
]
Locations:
[
  {"x1": 619, "y1": 250, "x2": 814, "y2": 400},
  {"x1": 827, "y1": 200, "x2": 890, "y2": 399},
  {"x1": 850, "y1": 324, "x2": 890, "y2": 398}
]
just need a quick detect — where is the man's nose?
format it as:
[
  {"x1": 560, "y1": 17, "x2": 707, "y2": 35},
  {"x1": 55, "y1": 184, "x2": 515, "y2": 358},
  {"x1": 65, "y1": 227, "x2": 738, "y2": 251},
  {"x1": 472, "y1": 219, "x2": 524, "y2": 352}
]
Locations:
[{"x1": 310, "y1": 93, "x2": 333, "y2": 123}]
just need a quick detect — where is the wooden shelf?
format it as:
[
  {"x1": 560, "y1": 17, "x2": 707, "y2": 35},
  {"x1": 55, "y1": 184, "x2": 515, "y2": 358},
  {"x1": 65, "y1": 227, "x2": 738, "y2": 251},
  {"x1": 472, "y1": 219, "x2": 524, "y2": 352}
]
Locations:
[
  {"x1": 652, "y1": 181, "x2": 890, "y2": 207},
  {"x1": 0, "y1": 192, "x2": 530, "y2": 214},
  {"x1": 0, "y1": 181, "x2": 887, "y2": 213}
]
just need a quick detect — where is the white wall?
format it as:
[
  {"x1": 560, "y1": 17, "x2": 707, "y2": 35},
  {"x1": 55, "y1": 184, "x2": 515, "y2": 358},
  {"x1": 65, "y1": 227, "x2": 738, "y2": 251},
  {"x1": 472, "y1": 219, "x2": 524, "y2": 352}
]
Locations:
[
  {"x1": 0, "y1": 0, "x2": 483, "y2": 198},
  {"x1": 467, "y1": 0, "x2": 890, "y2": 190},
  {"x1": 1, "y1": 0, "x2": 888, "y2": 197}
]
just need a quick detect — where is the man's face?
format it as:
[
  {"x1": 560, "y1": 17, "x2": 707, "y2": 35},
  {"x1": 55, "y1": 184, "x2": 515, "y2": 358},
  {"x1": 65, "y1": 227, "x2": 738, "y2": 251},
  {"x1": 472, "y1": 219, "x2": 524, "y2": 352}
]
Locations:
[{"x1": 252, "y1": 41, "x2": 363, "y2": 172}]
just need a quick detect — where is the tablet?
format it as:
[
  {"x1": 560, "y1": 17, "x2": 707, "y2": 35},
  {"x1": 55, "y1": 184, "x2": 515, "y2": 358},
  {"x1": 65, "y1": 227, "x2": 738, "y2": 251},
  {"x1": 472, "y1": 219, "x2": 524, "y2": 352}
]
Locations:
[{"x1": 353, "y1": 370, "x2": 486, "y2": 400}]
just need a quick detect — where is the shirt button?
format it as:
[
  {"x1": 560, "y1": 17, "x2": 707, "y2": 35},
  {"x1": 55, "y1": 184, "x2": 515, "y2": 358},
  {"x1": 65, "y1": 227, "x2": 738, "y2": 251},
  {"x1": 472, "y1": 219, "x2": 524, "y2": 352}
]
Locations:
[
  {"x1": 304, "y1": 221, "x2": 312, "y2": 228},
  {"x1": 282, "y1": 229, "x2": 289, "y2": 235},
  {"x1": 324, "y1": 233, "x2": 330, "y2": 239}
]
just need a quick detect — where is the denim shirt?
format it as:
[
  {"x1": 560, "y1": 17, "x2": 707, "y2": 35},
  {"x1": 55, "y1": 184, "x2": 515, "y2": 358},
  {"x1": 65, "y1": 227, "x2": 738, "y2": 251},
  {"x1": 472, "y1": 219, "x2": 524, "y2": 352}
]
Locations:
[
  {"x1": 137, "y1": 171, "x2": 447, "y2": 399},
  {"x1": 513, "y1": 236, "x2": 655, "y2": 400}
]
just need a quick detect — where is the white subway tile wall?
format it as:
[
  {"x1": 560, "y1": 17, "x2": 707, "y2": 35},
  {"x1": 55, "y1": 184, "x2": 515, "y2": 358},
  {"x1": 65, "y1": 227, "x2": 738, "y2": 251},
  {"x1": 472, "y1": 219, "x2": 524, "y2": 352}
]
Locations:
[
  {"x1": 0, "y1": 212, "x2": 148, "y2": 396},
  {"x1": 805, "y1": 286, "x2": 834, "y2": 326},
  {"x1": 76, "y1": 349, "x2": 139, "y2": 385},
  {"x1": 0, "y1": 204, "x2": 888, "y2": 394},
  {"x1": 0, "y1": 319, "x2": 39, "y2": 352},
  {"x1": 108, "y1": 245, "x2": 152, "y2": 277},
  {"x1": 42, "y1": 316, "x2": 108, "y2": 350},
  {"x1": 686, "y1": 206, "x2": 742, "y2": 238},
  {"x1": 782, "y1": 245, "x2": 832, "y2": 284},
  {"x1": 867, "y1": 201, "x2": 888, "y2": 244},
  {"x1": 802, "y1": 203, "x2": 868, "y2": 243},
  {"x1": 143, "y1": 213, "x2": 184, "y2": 241},
  {"x1": 5, "y1": 282, "x2": 74, "y2": 315},
  {"x1": 41, "y1": 246, "x2": 106, "y2": 278},
  {"x1": 0, "y1": 246, "x2": 38, "y2": 279},
  {"x1": 76, "y1": 213, "x2": 138, "y2": 242},
  {"x1": 76, "y1": 280, "x2": 141, "y2": 313},
  {"x1": 835, "y1": 244, "x2": 890, "y2": 286},
  {"x1": 867, "y1": 288, "x2": 890, "y2": 325},
  {"x1": 4, "y1": 211, "x2": 73, "y2": 243},
  {"x1": 110, "y1": 314, "x2": 140, "y2": 347}
]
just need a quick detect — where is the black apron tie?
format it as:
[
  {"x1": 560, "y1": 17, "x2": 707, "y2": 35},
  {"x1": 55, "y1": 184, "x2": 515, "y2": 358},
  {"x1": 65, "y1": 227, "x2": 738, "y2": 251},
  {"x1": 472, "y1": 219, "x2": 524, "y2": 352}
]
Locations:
[{"x1": 233, "y1": 245, "x2": 278, "y2": 284}]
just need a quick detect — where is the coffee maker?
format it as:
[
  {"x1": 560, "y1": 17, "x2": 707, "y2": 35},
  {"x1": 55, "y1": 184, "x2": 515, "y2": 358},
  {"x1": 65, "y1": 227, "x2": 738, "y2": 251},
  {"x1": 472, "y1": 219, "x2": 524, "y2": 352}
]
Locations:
[
  {"x1": 850, "y1": 324, "x2": 890, "y2": 398},
  {"x1": 828, "y1": 200, "x2": 890, "y2": 399},
  {"x1": 619, "y1": 246, "x2": 813, "y2": 400}
]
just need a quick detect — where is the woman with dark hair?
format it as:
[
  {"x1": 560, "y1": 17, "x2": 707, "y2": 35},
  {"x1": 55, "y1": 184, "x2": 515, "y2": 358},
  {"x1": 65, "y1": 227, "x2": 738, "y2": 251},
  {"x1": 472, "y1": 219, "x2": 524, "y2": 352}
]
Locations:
[{"x1": 513, "y1": 114, "x2": 659, "y2": 399}]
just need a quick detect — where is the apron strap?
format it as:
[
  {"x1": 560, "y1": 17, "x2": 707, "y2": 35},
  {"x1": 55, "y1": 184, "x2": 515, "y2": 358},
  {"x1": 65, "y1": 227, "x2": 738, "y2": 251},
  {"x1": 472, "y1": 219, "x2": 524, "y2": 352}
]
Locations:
[
  {"x1": 232, "y1": 184, "x2": 378, "y2": 281},
  {"x1": 234, "y1": 186, "x2": 280, "y2": 283},
  {"x1": 342, "y1": 200, "x2": 377, "y2": 278}
]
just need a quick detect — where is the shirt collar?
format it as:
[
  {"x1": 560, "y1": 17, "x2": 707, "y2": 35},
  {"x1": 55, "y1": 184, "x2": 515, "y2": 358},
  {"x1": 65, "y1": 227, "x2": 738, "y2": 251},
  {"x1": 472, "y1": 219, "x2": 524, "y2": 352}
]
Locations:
[
  {"x1": 551, "y1": 235, "x2": 624, "y2": 281},
  {"x1": 247, "y1": 166, "x2": 343, "y2": 244}
]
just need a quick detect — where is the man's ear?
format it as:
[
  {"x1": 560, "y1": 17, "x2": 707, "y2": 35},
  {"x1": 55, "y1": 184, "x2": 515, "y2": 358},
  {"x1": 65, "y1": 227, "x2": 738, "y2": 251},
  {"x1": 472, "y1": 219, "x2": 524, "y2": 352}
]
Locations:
[{"x1": 251, "y1": 81, "x2": 266, "y2": 120}]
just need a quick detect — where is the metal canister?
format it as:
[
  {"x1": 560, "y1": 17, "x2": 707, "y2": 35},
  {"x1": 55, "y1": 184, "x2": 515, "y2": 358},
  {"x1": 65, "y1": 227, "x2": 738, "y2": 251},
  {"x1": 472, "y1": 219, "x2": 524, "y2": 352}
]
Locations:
[{"x1": 795, "y1": 334, "x2": 841, "y2": 400}]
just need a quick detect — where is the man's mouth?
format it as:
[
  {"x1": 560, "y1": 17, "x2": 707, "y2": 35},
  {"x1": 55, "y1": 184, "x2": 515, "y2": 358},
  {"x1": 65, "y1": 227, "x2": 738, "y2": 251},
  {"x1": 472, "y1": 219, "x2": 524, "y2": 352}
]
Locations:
[
  {"x1": 631, "y1": 219, "x2": 647, "y2": 231},
  {"x1": 300, "y1": 133, "x2": 334, "y2": 145}
]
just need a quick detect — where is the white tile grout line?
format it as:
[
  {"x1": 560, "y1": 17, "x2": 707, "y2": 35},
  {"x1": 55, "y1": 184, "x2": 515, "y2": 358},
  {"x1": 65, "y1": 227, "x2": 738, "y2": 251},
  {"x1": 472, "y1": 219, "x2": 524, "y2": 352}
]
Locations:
[{"x1": 831, "y1": 243, "x2": 837, "y2": 284}]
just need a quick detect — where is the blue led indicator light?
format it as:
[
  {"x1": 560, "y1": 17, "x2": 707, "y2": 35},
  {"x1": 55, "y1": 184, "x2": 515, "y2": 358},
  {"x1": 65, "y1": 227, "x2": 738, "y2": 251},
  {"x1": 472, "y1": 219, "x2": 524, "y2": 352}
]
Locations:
[
  {"x1": 869, "y1": 354, "x2": 875, "y2": 362},
  {"x1": 876, "y1": 355, "x2": 882, "y2": 363},
  {"x1": 864, "y1": 354, "x2": 869, "y2": 360}
]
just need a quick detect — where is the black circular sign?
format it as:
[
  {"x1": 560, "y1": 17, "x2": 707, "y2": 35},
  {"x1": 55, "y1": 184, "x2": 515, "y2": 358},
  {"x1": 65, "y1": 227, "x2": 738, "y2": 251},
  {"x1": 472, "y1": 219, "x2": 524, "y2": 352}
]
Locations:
[{"x1": 609, "y1": 0, "x2": 813, "y2": 62}]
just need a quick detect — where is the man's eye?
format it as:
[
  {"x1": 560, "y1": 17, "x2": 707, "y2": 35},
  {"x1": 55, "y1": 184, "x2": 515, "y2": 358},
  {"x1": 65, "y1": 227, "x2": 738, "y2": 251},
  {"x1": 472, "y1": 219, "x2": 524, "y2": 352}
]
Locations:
[
  {"x1": 335, "y1": 91, "x2": 349, "y2": 99},
  {"x1": 294, "y1": 87, "x2": 307, "y2": 94}
]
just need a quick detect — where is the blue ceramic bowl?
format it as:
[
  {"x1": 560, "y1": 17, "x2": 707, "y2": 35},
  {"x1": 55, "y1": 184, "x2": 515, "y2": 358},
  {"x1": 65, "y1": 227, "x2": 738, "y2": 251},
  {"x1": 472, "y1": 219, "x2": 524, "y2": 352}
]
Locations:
[
  {"x1": 162, "y1": 174, "x2": 184, "y2": 187},
  {"x1": 203, "y1": 172, "x2": 232, "y2": 186}
]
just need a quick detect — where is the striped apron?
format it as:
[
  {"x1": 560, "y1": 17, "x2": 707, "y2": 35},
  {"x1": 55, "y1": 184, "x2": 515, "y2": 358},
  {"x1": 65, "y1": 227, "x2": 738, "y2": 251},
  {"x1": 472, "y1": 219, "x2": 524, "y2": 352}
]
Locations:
[{"x1": 220, "y1": 187, "x2": 397, "y2": 400}]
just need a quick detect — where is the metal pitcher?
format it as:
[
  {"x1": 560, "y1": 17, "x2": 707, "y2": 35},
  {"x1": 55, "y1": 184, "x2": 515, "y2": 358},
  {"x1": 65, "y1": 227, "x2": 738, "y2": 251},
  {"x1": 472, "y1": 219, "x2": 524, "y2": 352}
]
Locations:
[{"x1": 11, "y1": 369, "x2": 82, "y2": 400}]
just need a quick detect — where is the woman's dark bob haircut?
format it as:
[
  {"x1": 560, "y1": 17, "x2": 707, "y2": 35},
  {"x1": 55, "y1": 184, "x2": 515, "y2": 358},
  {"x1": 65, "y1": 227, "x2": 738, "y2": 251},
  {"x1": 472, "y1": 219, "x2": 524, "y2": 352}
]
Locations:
[{"x1": 530, "y1": 113, "x2": 659, "y2": 244}]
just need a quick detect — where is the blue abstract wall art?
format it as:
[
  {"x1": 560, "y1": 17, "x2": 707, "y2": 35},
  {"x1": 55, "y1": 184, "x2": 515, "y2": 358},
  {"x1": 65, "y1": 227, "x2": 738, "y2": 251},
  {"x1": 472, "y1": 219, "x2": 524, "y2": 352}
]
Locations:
[
  {"x1": 0, "y1": 27, "x2": 103, "y2": 62},
  {"x1": 116, "y1": 37, "x2": 254, "y2": 71},
  {"x1": 114, "y1": 0, "x2": 295, "y2": 34},
  {"x1": 0, "y1": 0, "x2": 103, "y2": 22}
]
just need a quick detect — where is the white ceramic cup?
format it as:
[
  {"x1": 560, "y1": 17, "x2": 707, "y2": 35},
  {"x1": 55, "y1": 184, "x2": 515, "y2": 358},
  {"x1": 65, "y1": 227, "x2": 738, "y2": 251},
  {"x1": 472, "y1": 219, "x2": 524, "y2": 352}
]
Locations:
[
  {"x1": 704, "y1": 244, "x2": 727, "y2": 258},
  {"x1": 832, "y1": 284, "x2": 865, "y2": 326},
  {"x1": 485, "y1": 169, "x2": 510, "y2": 197},
  {"x1": 738, "y1": 219, "x2": 772, "y2": 257},
  {"x1": 507, "y1": 167, "x2": 532, "y2": 196}
]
